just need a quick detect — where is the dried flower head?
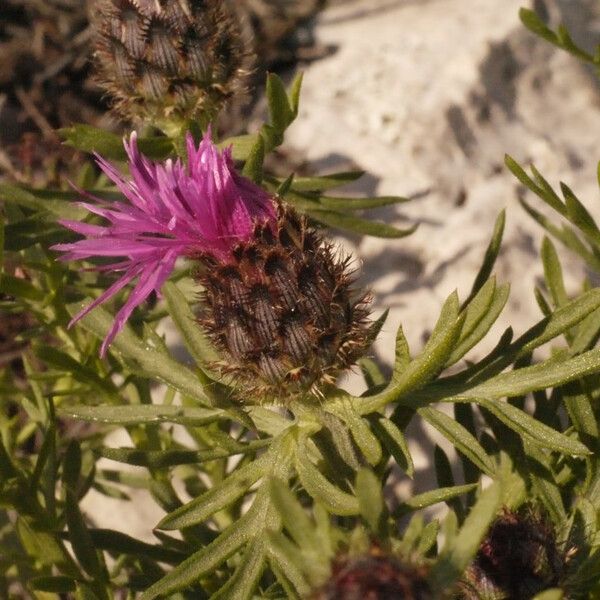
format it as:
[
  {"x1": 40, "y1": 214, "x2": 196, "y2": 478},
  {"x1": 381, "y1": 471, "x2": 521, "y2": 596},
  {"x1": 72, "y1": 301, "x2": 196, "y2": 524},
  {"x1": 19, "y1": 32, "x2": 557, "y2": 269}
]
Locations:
[
  {"x1": 313, "y1": 547, "x2": 432, "y2": 600},
  {"x1": 460, "y1": 507, "x2": 566, "y2": 600},
  {"x1": 93, "y1": 0, "x2": 253, "y2": 124},
  {"x1": 54, "y1": 131, "x2": 374, "y2": 400}
]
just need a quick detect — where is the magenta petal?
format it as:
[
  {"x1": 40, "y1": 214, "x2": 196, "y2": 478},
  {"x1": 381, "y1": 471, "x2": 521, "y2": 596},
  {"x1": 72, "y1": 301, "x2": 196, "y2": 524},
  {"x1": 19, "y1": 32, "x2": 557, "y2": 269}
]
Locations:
[
  {"x1": 68, "y1": 266, "x2": 142, "y2": 329},
  {"x1": 54, "y1": 128, "x2": 277, "y2": 356},
  {"x1": 57, "y1": 220, "x2": 108, "y2": 237},
  {"x1": 99, "y1": 249, "x2": 178, "y2": 356}
]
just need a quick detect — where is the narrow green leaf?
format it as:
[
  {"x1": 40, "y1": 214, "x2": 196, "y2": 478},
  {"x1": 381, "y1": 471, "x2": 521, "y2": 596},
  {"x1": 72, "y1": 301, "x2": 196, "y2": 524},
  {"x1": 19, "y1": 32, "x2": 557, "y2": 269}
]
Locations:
[
  {"x1": 277, "y1": 173, "x2": 295, "y2": 196},
  {"x1": 467, "y1": 348, "x2": 600, "y2": 410},
  {"x1": 62, "y1": 441, "x2": 82, "y2": 492},
  {"x1": 16, "y1": 517, "x2": 80, "y2": 577},
  {"x1": 541, "y1": 237, "x2": 568, "y2": 308},
  {"x1": 35, "y1": 346, "x2": 119, "y2": 398},
  {"x1": 65, "y1": 489, "x2": 106, "y2": 580},
  {"x1": 563, "y1": 387, "x2": 598, "y2": 438},
  {"x1": 556, "y1": 24, "x2": 594, "y2": 61},
  {"x1": 242, "y1": 134, "x2": 265, "y2": 183},
  {"x1": 393, "y1": 325, "x2": 411, "y2": 373},
  {"x1": 396, "y1": 484, "x2": 477, "y2": 516},
  {"x1": 519, "y1": 8, "x2": 559, "y2": 45},
  {"x1": 359, "y1": 358, "x2": 386, "y2": 389},
  {"x1": 295, "y1": 444, "x2": 359, "y2": 516},
  {"x1": 562, "y1": 182, "x2": 600, "y2": 247},
  {"x1": 369, "y1": 415, "x2": 414, "y2": 476},
  {"x1": 517, "y1": 289, "x2": 600, "y2": 358},
  {"x1": 162, "y1": 281, "x2": 220, "y2": 367},
  {"x1": 360, "y1": 292, "x2": 465, "y2": 413},
  {"x1": 307, "y1": 209, "x2": 418, "y2": 238},
  {"x1": 211, "y1": 541, "x2": 266, "y2": 600},
  {"x1": 158, "y1": 454, "x2": 270, "y2": 530},
  {"x1": 316, "y1": 195, "x2": 410, "y2": 211},
  {"x1": 531, "y1": 165, "x2": 568, "y2": 213},
  {"x1": 140, "y1": 508, "x2": 257, "y2": 599},
  {"x1": 99, "y1": 440, "x2": 268, "y2": 468},
  {"x1": 269, "y1": 479, "x2": 319, "y2": 552},
  {"x1": 287, "y1": 171, "x2": 365, "y2": 192},
  {"x1": 218, "y1": 133, "x2": 259, "y2": 161},
  {"x1": 317, "y1": 410, "x2": 361, "y2": 471},
  {"x1": 59, "y1": 125, "x2": 173, "y2": 160},
  {"x1": 505, "y1": 155, "x2": 565, "y2": 214},
  {"x1": 475, "y1": 398, "x2": 589, "y2": 456},
  {"x1": 336, "y1": 402, "x2": 382, "y2": 466},
  {"x1": 525, "y1": 445, "x2": 567, "y2": 523},
  {"x1": 267, "y1": 73, "x2": 294, "y2": 132},
  {"x1": 0, "y1": 183, "x2": 87, "y2": 220},
  {"x1": 430, "y1": 483, "x2": 502, "y2": 591},
  {"x1": 288, "y1": 72, "x2": 304, "y2": 116},
  {"x1": 417, "y1": 520, "x2": 440, "y2": 556},
  {"x1": 464, "y1": 211, "x2": 506, "y2": 305},
  {"x1": 356, "y1": 468, "x2": 385, "y2": 534},
  {"x1": 0, "y1": 211, "x2": 4, "y2": 270},
  {"x1": 419, "y1": 407, "x2": 494, "y2": 476},
  {"x1": 448, "y1": 281, "x2": 510, "y2": 366},
  {"x1": 570, "y1": 306, "x2": 600, "y2": 355},
  {"x1": 59, "y1": 404, "x2": 227, "y2": 426},
  {"x1": 534, "y1": 286, "x2": 552, "y2": 317},
  {"x1": 247, "y1": 406, "x2": 292, "y2": 436},
  {"x1": 520, "y1": 199, "x2": 600, "y2": 270},
  {"x1": 267, "y1": 533, "x2": 312, "y2": 598}
]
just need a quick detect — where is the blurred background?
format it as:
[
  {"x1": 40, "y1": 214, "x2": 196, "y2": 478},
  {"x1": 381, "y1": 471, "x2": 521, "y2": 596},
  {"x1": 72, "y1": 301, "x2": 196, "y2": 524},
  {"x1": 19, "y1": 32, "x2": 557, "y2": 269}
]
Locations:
[{"x1": 1, "y1": 0, "x2": 599, "y2": 535}]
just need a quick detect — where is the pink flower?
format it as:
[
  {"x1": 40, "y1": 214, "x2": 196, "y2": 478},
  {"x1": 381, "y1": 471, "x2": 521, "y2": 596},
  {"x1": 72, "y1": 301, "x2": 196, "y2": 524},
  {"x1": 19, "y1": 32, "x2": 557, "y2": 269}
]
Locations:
[{"x1": 53, "y1": 129, "x2": 276, "y2": 356}]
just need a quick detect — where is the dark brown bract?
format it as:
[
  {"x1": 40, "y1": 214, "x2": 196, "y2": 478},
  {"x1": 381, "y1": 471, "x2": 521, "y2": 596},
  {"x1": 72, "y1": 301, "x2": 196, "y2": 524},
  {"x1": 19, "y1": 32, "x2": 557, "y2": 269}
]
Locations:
[
  {"x1": 93, "y1": 0, "x2": 253, "y2": 123},
  {"x1": 195, "y1": 204, "x2": 374, "y2": 401}
]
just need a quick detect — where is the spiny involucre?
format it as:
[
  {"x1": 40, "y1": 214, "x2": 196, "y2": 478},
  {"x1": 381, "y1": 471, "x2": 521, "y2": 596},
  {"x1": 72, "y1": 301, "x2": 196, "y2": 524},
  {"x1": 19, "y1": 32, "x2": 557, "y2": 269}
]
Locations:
[
  {"x1": 93, "y1": 0, "x2": 253, "y2": 124},
  {"x1": 54, "y1": 130, "x2": 376, "y2": 402}
]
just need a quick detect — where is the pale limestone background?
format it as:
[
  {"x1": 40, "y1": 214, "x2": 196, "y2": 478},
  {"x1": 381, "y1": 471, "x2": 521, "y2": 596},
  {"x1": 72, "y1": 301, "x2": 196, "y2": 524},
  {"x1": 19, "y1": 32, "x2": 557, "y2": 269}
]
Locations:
[
  {"x1": 83, "y1": 0, "x2": 600, "y2": 538},
  {"x1": 282, "y1": 0, "x2": 600, "y2": 505}
]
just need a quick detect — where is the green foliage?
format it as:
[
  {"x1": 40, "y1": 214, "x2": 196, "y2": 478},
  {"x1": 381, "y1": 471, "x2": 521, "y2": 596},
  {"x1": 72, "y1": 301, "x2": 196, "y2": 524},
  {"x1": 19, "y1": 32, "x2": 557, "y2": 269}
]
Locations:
[
  {"x1": 519, "y1": 8, "x2": 600, "y2": 74},
  {"x1": 2, "y1": 14, "x2": 600, "y2": 600}
]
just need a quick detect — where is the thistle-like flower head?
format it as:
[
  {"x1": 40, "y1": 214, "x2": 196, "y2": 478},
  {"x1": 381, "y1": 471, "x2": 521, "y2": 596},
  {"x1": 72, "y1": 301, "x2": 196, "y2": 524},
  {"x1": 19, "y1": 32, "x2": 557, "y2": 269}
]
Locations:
[
  {"x1": 53, "y1": 129, "x2": 276, "y2": 355},
  {"x1": 55, "y1": 131, "x2": 374, "y2": 401}
]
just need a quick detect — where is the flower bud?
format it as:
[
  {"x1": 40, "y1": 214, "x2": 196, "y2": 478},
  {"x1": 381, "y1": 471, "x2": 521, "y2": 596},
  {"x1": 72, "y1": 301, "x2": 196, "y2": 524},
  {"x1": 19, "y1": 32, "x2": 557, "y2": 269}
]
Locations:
[
  {"x1": 313, "y1": 549, "x2": 432, "y2": 600},
  {"x1": 93, "y1": 0, "x2": 252, "y2": 124},
  {"x1": 460, "y1": 508, "x2": 565, "y2": 599}
]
